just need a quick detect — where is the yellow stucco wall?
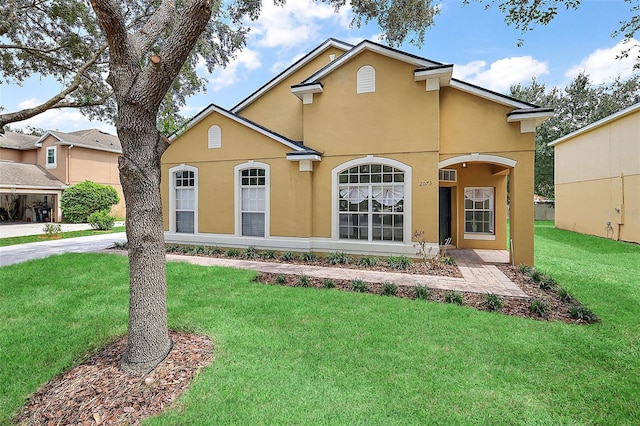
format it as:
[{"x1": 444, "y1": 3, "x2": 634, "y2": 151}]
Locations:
[
  {"x1": 554, "y1": 109, "x2": 640, "y2": 244},
  {"x1": 238, "y1": 46, "x2": 349, "y2": 141}
]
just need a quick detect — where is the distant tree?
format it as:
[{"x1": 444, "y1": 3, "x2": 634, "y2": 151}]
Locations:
[
  {"x1": 511, "y1": 73, "x2": 640, "y2": 198},
  {"x1": 60, "y1": 180, "x2": 120, "y2": 223}
]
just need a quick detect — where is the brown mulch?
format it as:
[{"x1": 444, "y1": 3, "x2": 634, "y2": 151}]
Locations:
[
  {"x1": 15, "y1": 257, "x2": 597, "y2": 425},
  {"x1": 14, "y1": 331, "x2": 213, "y2": 426}
]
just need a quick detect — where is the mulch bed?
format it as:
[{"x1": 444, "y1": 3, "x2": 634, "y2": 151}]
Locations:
[{"x1": 14, "y1": 254, "x2": 598, "y2": 425}]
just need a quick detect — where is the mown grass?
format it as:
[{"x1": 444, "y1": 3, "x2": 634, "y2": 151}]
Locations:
[
  {"x1": 0, "y1": 226, "x2": 126, "y2": 247},
  {"x1": 0, "y1": 223, "x2": 639, "y2": 424}
]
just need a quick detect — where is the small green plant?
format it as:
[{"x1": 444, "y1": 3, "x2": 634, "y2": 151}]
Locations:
[
  {"x1": 358, "y1": 256, "x2": 378, "y2": 267},
  {"x1": 518, "y1": 264, "x2": 532, "y2": 275},
  {"x1": 226, "y1": 248, "x2": 240, "y2": 257},
  {"x1": 165, "y1": 244, "x2": 179, "y2": 252},
  {"x1": 386, "y1": 255, "x2": 411, "y2": 270},
  {"x1": 244, "y1": 246, "x2": 258, "y2": 259},
  {"x1": 42, "y1": 223, "x2": 62, "y2": 237},
  {"x1": 189, "y1": 245, "x2": 204, "y2": 255},
  {"x1": 530, "y1": 269, "x2": 543, "y2": 283},
  {"x1": 440, "y1": 255, "x2": 456, "y2": 266},
  {"x1": 326, "y1": 251, "x2": 351, "y2": 265},
  {"x1": 299, "y1": 275, "x2": 310, "y2": 287},
  {"x1": 280, "y1": 251, "x2": 295, "y2": 261},
  {"x1": 112, "y1": 241, "x2": 128, "y2": 250},
  {"x1": 381, "y1": 282, "x2": 398, "y2": 296},
  {"x1": 444, "y1": 290, "x2": 464, "y2": 305},
  {"x1": 484, "y1": 293, "x2": 503, "y2": 312},
  {"x1": 87, "y1": 210, "x2": 116, "y2": 230},
  {"x1": 414, "y1": 285, "x2": 430, "y2": 300},
  {"x1": 276, "y1": 274, "x2": 286, "y2": 284},
  {"x1": 529, "y1": 298, "x2": 548, "y2": 317},
  {"x1": 322, "y1": 279, "x2": 336, "y2": 289},
  {"x1": 570, "y1": 305, "x2": 600, "y2": 323},
  {"x1": 558, "y1": 287, "x2": 572, "y2": 302},
  {"x1": 350, "y1": 279, "x2": 368, "y2": 293},
  {"x1": 299, "y1": 251, "x2": 317, "y2": 262},
  {"x1": 261, "y1": 249, "x2": 277, "y2": 259}
]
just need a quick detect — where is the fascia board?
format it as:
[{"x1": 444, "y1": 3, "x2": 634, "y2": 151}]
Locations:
[{"x1": 449, "y1": 79, "x2": 537, "y2": 109}]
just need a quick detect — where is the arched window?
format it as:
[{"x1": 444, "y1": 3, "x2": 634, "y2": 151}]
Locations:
[
  {"x1": 235, "y1": 161, "x2": 270, "y2": 237},
  {"x1": 169, "y1": 165, "x2": 198, "y2": 233},
  {"x1": 208, "y1": 125, "x2": 221, "y2": 149},
  {"x1": 334, "y1": 158, "x2": 410, "y2": 242},
  {"x1": 357, "y1": 65, "x2": 375, "y2": 94}
]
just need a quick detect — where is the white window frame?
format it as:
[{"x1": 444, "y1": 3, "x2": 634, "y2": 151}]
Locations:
[
  {"x1": 463, "y1": 187, "x2": 495, "y2": 240},
  {"x1": 208, "y1": 125, "x2": 221, "y2": 149},
  {"x1": 45, "y1": 146, "x2": 57, "y2": 169},
  {"x1": 357, "y1": 65, "x2": 375, "y2": 94},
  {"x1": 168, "y1": 164, "x2": 198, "y2": 234},
  {"x1": 332, "y1": 156, "x2": 411, "y2": 243},
  {"x1": 234, "y1": 161, "x2": 270, "y2": 238}
]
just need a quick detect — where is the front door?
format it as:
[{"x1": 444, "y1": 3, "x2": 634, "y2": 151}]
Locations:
[{"x1": 439, "y1": 187, "x2": 452, "y2": 244}]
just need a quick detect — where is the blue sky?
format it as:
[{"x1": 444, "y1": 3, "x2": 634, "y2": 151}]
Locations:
[{"x1": 1, "y1": 0, "x2": 638, "y2": 134}]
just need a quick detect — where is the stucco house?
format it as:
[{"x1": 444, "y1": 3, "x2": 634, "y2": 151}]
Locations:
[
  {"x1": 549, "y1": 102, "x2": 639, "y2": 244},
  {"x1": 161, "y1": 39, "x2": 552, "y2": 265},
  {"x1": 0, "y1": 128, "x2": 124, "y2": 222}
]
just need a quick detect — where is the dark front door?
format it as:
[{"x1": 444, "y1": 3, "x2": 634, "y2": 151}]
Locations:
[{"x1": 439, "y1": 187, "x2": 452, "y2": 244}]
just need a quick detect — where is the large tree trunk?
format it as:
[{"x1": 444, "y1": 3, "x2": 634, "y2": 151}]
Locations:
[{"x1": 118, "y1": 102, "x2": 171, "y2": 376}]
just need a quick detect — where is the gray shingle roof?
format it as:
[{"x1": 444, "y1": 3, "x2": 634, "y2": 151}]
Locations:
[
  {"x1": 0, "y1": 162, "x2": 67, "y2": 189},
  {"x1": 0, "y1": 131, "x2": 39, "y2": 150},
  {"x1": 42, "y1": 129, "x2": 122, "y2": 153}
]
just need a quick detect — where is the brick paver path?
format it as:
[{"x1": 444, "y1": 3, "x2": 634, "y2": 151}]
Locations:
[{"x1": 166, "y1": 249, "x2": 527, "y2": 297}]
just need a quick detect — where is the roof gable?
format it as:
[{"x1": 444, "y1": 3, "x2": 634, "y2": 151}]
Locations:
[{"x1": 36, "y1": 129, "x2": 122, "y2": 153}]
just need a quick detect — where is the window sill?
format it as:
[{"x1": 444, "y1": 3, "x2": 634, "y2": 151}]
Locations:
[{"x1": 464, "y1": 233, "x2": 496, "y2": 241}]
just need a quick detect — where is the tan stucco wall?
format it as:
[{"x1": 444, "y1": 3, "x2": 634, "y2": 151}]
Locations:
[
  {"x1": 238, "y1": 46, "x2": 348, "y2": 141},
  {"x1": 0, "y1": 148, "x2": 25, "y2": 162},
  {"x1": 555, "y1": 110, "x2": 639, "y2": 243}
]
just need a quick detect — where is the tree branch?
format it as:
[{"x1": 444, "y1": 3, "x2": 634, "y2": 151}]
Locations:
[
  {"x1": 90, "y1": 0, "x2": 136, "y2": 67},
  {"x1": 131, "y1": 0, "x2": 177, "y2": 58}
]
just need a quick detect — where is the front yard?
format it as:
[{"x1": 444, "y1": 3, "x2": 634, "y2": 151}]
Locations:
[{"x1": 0, "y1": 222, "x2": 638, "y2": 424}]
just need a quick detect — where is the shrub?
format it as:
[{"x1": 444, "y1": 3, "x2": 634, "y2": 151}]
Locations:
[
  {"x1": 381, "y1": 282, "x2": 398, "y2": 296},
  {"x1": 326, "y1": 251, "x2": 351, "y2": 265},
  {"x1": 280, "y1": 251, "x2": 295, "y2": 261},
  {"x1": 323, "y1": 279, "x2": 336, "y2": 289},
  {"x1": 358, "y1": 256, "x2": 378, "y2": 267},
  {"x1": 87, "y1": 210, "x2": 116, "y2": 230},
  {"x1": 558, "y1": 287, "x2": 572, "y2": 302},
  {"x1": 276, "y1": 274, "x2": 286, "y2": 284},
  {"x1": 299, "y1": 251, "x2": 317, "y2": 262},
  {"x1": 518, "y1": 264, "x2": 533, "y2": 275},
  {"x1": 444, "y1": 290, "x2": 464, "y2": 305},
  {"x1": 112, "y1": 241, "x2": 128, "y2": 250},
  {"x1": 261, "y1": 249, "x2": 277, "y2": 260},
  {"x1": 244, "y1": 246, "x2": 258, "y2": 259},
  {"x1": 414, "y1": 285, "x2": 430, "y2": 300},
  {"x1": 226, "y1": 248, "x2": 240, "y2": 257},
  {"x1": 211, "y1": 246, "x2": 223, "y2": 255},
  {"x1": 42, "y1": 223, "x2": 62, "y2": 236},
  {"x1": 484, "y1": 293, "x2": 503, "y2": 312},
  {"x1": 350, "y1": 279, "x2": 368, "y2": 293},
  {"x1": 386, "y1": 255, "x2": 411, "y2": 270},
  {"x1": 166, "y1": 244, "x2": 179, "y2": 252},
  {"x1": 570, "y1": 305, "x2": 600, "y2": 323},
  {"x1": 529, "y1": 298, "x2": 548, "y2": 317},
  {"x1": 299, "y1": 275, "x2": 310, "y2": 287},
  {"x1": 60, "y1": 180, "x2": 120, "y2": 223},
  {"x1": 188, "y1": 245, "x2": 204, "y2": 255}
]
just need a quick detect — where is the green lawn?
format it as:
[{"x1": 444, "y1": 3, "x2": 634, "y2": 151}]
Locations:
[
  {"x1": 0, "y1": 223, "x2": 638, "y2": 424},
  {"x1": 0, "y1": 226, "x2": 126, "y2": 247}
]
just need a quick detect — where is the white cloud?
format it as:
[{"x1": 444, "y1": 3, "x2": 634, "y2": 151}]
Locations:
[
  {"x1": 15, "y1": 98, "x2": 116, "y2": 134},
  {"x1": 565, "y1": 39, "x2": 640, "y2": 84},
  {"x1": 207, "y1": 48, "x2": 261, "y2": 92},
  {"x1": 454, "y1": 56, "x2": 549, "y2": 92}
]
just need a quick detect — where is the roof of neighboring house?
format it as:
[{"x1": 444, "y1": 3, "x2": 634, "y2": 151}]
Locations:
[
  {"x1": 0, "y1": 131, "x2": 39, "y2": 150},
  {"x1": 0, "y1": 161, "x2": 67, "y2": 189},
  {"x1": 36, "y1": 128, "x2": 122, "y2": 153},
  {"x1": 548, "y1": 102, "x2": 640, "y2": 147}
]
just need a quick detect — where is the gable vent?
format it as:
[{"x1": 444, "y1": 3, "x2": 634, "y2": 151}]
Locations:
[
  {"x1": 439, "y1": 169, "x2": 457, "y2": 182},
  {"x1": 208, "y1": 125, "x2": 221, "y2": 149},
  {"x1": 357, "y1": 65, "x2": 375, "y2": 94}
]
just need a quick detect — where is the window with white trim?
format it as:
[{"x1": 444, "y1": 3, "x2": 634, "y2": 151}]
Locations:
[
  {"x1": 240, "y1": 167, "x2": 266, "y2": 237},
  {"x1": 175, "y1": 169, "x2": 195, "y2": 233},
  {"x1": 464, "y1": 187, "x2": 494, "y2": 235},
  {"x1": 46, "y1": 146, "x2": 57, "y2": 169},
  {"x1": 208, "y1": 125, "x2": 221, "y2": 149},
  {"x1": 338, "y1": 163, "x2": 404, "y2": 241},
  {"x1": 357, "y1": 65, "x2": 375, "y2": 94}
]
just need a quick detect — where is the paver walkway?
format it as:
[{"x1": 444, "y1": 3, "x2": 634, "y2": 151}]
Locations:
[{"x1": 166, "y1": 248, "x2": 527, "y2": 298}]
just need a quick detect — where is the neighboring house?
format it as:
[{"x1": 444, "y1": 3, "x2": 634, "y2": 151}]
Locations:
[
  {"x1": 549, "y1": 103, "x2": 640, "y2": 244},
  {"x1": 161, "y1": 39, "x2": 552, "y2": 265},
  {"x1": 0, "y1": 129, "x2": 124, "y2": 222}
]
